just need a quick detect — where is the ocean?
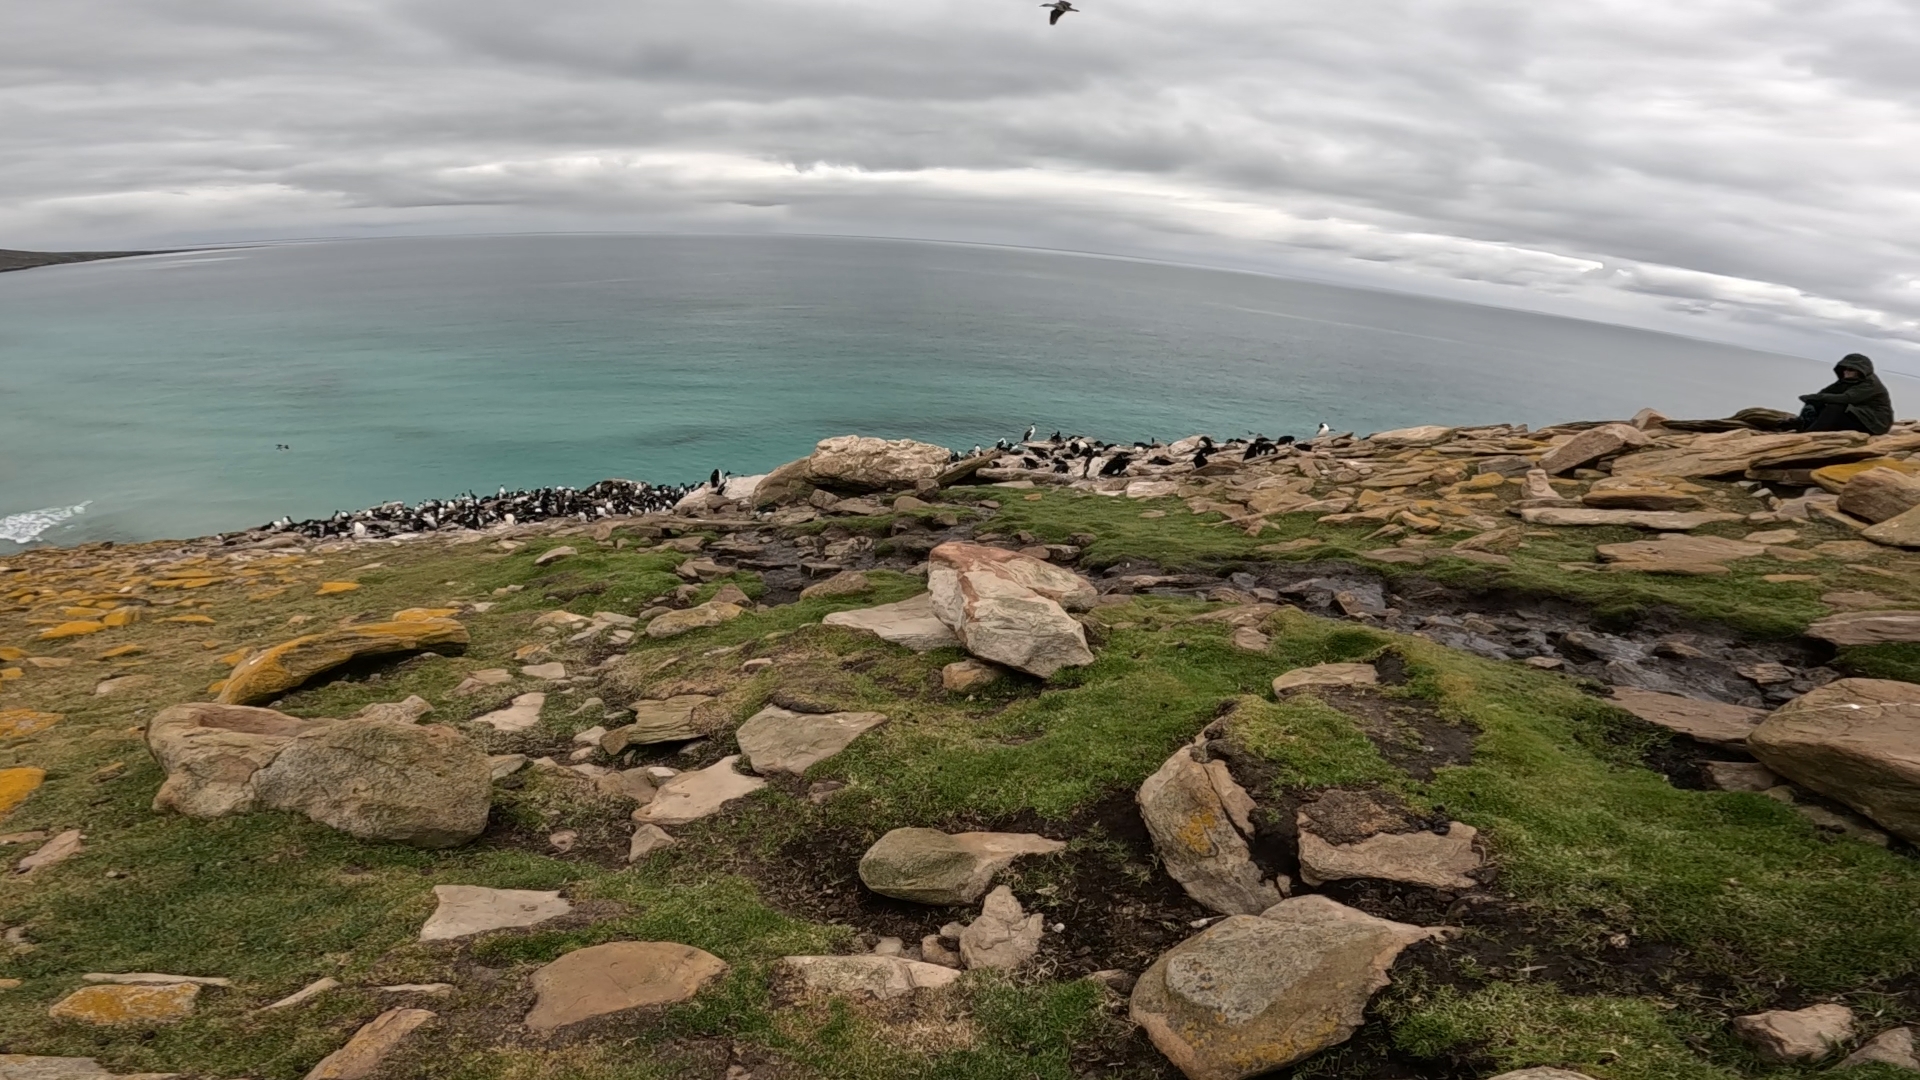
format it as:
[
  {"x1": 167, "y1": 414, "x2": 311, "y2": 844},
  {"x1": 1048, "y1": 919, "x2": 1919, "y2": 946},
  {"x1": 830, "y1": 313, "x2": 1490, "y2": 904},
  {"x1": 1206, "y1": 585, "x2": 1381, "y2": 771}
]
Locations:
[{"x1": 0, "y1": 234, "x2": 1835, "y2": 549}]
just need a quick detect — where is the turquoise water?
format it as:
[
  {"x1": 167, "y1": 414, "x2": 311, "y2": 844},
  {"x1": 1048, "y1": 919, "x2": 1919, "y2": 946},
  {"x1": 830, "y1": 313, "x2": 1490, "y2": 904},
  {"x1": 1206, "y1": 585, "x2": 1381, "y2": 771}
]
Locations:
[{"x1": 0, "y1": 234, "x2": 1833, "y2": 548}]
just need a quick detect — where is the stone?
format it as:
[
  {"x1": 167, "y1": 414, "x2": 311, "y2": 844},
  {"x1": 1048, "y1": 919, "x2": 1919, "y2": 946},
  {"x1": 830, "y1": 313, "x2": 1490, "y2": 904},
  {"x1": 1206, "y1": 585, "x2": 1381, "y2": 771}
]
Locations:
[
  {"x1": 251, "y1": 719, "x2": 492, "y2": 848},
  {"x1": 1702, "y1": 761, "x2": 1780, "y2": 792},
  {"x1": 1748, "y1": 678, "x2": 1920, "y2": 843},
  {"x1": 350, "y1": 696, "x2": 434, "y2": 724},
  {"x1": 1230, "y1": 627, "x2": 1270, "y2": 653},
  {"x1": 217, "y1": 619, "x2": 468, "y2": 705},
  {"x1": 1840, "y1": 1027, "x2": 1920, "y2": 1071},
  {"x1": 0, "y1": 768, "x2": 45, "y2": 819},
  {"x1": 1595, "y1": 535, "x2": 1766, "y2": 566},
  {"x1": 593, "y1": 768, "x2": 657, "y2": 804},
  {"x1": 1732, "y1": 1003, "x2": 1854, "y2": 1063},
  {"x1": 525, "y1": 941, "x2": 727, "y2": 1031},
  {"x1": 632, "y1": 756, "x2": 766, "y2": 825},
  {"x1": 1814, "y1": 456, "x2": 1920, "y2": 492},
  {"x1": 377, "y1": 983, "x2": 453, "y2": 997},
  {"x1": 14, "y1": 829, "x2": 82, "y2": 873},
  {"x1": 941, "y1": 658, "x2": 1002, "y2": 692},
  {"x1": 1610, "y1": 431, "x2": 1835, "y2": 479},
  {"x1": 1517, "y1": 508, "x2": 1745, "y2": 530},
  {"x1": 645, "y1": 601, "x2": 744, "y2": 638},
  {"x1": 1297, "y1": 818, "x2": 1480, "y2": 889},
  {"x1": 93, "y1": 675, "x2": 150, "y2": 697},
  {"x1": 451, "y1": 669, "x2": 512, "y2": 696},
  {"x1": 799, "y1": 571, "x2": 872, "y2": 600},
  {"x1": 1367, "y1": 425, "x2": 1455, "y2": 447},
  {"x1": 305, "y1": 1007, "x2": 435, "y2": 1080},
  {"x1": 1837, "y1": 468, "x2": 1920, "y2": 524},
  {"x1": 776, "y1": 955, "x2": 962, "y2": 999},
  {"x1": 858, "y1": 827, "x2": 1066, "y2": 905},
  {"x1": 803, "y1": 435, "x2": 954, "y2": 493},
  {"x1": 533, "y1": 546, "x2": 577, "y2": 566},
  {"x1": 628, "y1": 824, "x2": 676, "y2": 862},
  {"x1": 260, "y1": 977, "x2": 340, "y2": 1011},
  {"x1": 1815, "y1": 539, "x2": 1887, "y2": 560},
  {"x1": 958, "y1": 886, "x2": 1044, "y2": 970},
  {"x1": 0, "y1": 710, "x2": 61, "y2": 739},
  {"x1": 80, "y1": 973, "x2": 230, "y2": 987},
  {"x1": 1863, "y1": 504, "x2": 1920, "y2": 548},
  {"x1": 1129, "y1": 896, "x2": 1443, "y2": 1080},
  {"x1": 1581, "y1": 475, "x2": 1704, "y2": 511},
  {"x1": 920, "y1": 936, "x2": 961, "y2": 967},
  {"x1": 521, "y1": 662, "x2": 567, "y2": 680},
  {"x1": 1806, "y1": 611, "x2": 1920, "y2": 646},
  {"x1": 822, "y1": 593, "x2": 961, "y2": 651},
  {"x1": 1537, "y1": 423, "x2": 1651, "y2": 474},
  {"x1": 1608, "y1": 688, "x2": 1765, "y2": 747},
  {"x1": 1137, "y1": 745, "x2": 1281, "y2": 916},
  {"x1": 1487, "y1": 1072, "x2": 1603, "y2": 1080},
  {"x1": 419, "y1": 885, "x2": 571, "y2": 942},
  {"x1": 926, "y1": 542, "x2": 1098, "y2": 676},
  {"x1": 735, "y1": 706, "x2": 887, "y2": 775},
  {"x1": 1272, "y1": 663, "x2": 1377, "y2": 693},
  {"x1": 47, "y1": 983, "x2": 199, "y2": 1025},
  {"x1": 601, "y1": 695, "x2": 713, "y2": 752},
  {"x1": 472, "y1": 693, "x2": 545, "y2": 733},
  {"x1": 0, "y1": 1058, "x2": 180, "y2": 1080}
]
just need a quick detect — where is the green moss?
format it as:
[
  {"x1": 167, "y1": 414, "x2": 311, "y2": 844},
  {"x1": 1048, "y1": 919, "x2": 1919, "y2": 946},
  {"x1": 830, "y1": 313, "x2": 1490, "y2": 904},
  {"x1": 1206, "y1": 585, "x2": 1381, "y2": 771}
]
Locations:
[
  {"x1": 1222, "y1": 694, "x2": 1400, "y2": 794},
  {"x1": 1834, "y1": 643, "x2": 1920, "y2": 683}
]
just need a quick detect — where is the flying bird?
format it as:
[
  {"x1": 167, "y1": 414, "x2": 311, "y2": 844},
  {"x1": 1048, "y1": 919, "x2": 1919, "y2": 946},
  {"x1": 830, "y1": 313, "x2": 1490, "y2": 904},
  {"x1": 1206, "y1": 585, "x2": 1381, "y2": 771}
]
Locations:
[{"x1": 1042, "y1": 1, "x2": 1078, "y2": 25}]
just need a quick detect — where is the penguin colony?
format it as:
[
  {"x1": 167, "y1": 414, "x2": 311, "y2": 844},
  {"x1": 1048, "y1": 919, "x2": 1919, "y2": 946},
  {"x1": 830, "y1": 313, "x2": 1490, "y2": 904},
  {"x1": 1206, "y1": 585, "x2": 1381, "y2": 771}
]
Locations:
[{"x1": 256, "y1": 425, "x2": 1323, "y2": 540}]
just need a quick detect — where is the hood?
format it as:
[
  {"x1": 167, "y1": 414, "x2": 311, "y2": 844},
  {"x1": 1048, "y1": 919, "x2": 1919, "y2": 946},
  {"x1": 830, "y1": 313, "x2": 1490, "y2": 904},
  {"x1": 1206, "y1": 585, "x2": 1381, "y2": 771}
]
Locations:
[{"x1": 1836, "y1": 353, "x2": 1877, "y2": 379}]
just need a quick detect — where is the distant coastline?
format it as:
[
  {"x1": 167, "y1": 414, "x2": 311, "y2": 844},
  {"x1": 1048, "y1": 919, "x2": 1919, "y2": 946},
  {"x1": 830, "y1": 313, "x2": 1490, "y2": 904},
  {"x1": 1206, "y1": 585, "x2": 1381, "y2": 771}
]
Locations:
[{"x1": 0, "y1": 247, "x2": 174, "y2": 273}]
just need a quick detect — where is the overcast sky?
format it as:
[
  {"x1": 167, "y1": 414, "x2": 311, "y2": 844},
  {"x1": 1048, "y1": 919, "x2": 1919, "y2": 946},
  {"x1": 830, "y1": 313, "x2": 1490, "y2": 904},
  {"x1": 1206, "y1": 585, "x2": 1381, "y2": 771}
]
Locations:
[{"x1": 5, "y1": 0, "x2": 1919, "y2": 366}]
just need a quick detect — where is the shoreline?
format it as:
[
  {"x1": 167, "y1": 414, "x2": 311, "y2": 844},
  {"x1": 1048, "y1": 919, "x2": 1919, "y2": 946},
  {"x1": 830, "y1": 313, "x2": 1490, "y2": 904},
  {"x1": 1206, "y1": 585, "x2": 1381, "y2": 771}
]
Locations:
[{"x1": 0, "y1": 248, "x2": 176, "y2": 274}]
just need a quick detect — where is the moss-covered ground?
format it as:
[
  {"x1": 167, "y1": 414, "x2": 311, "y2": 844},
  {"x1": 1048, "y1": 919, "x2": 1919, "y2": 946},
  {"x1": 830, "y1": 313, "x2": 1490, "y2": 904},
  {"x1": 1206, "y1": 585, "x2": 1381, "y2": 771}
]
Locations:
[{"x1": 2, "y1": 489, "x2": 1917, "y2": 1079}]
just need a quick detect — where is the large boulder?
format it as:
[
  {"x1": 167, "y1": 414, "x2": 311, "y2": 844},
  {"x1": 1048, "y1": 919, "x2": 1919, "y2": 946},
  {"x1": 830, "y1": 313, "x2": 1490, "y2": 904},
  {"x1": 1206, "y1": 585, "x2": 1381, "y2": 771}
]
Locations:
[
  {"x1": 927, "y1": 542, "x2": 1096, "y2": 678},
  {"x1": 1537, "y1": 423, "x2": 1651, "y2": 475},
  {"x1": 218, "y1": 620, "x2": 469, "y2": 706},
  {"x1": 1748, "y1": 678, "x2": 1920, "y2": 843},
  {"x1": 756, "y1": 435, "x2": 954, "y2": 505},
  {"x1": 147, "y1": 702, "x2": 491, "y2": 848},
  {"x1": 1130, "y1": 896, "x2": 1443, "y2": 1080},
  {"x1": 734, "y1": 706, "x2": 887, "y2": 775},
  {"x1": 1838, "y1": 468, "x2": 1920, "y2": 524},
  {"x1": 858, "y1": 827, "x2": 1065, "y2": 905},
  {"x1": 1137, "y1": 740, "x2": 1282, "y2": 916}
]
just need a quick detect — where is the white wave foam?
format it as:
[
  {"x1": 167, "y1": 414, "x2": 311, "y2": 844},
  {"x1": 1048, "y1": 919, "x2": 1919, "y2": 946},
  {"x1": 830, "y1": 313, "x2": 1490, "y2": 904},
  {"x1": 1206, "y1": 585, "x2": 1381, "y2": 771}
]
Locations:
[{"x1": 0, "y1": 502, "x2": 91, "y2": 545}]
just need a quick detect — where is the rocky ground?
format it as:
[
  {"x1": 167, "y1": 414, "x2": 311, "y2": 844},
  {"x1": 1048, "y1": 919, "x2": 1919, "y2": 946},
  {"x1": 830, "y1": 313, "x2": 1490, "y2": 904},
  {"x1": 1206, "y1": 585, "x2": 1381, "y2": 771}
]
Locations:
[{"x1": 5, "y1": 418, "x2": 1920, "y2": 1080}]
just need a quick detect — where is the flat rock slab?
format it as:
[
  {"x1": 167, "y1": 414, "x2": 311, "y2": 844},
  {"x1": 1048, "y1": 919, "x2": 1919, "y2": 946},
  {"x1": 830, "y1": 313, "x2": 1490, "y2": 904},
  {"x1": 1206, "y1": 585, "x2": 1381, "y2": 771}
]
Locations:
[
  {"x1": 305, "y1": 1007, "x2": 434, "y2": 1080},
  {"x1": 645, "y1": 601, "x2": 744, "y2": 639},
  {"x1": 525, "y1": 941, "x2": 727, "y2": 1031},
  {"x1": 81, "y1": 973, "x2": 230, "y2": 987},
  {"x1": 1807, "y1": 610, "x2": 1920, "y2": 645},
  {"x1": 1596, "y1": 536, "x2": 1767, "y2": 564},
  {"x1": 1732, "y1": 1004, "x2": 1855, "y2": 1063},
  {"x1": 1842, "y1": 1026, "x2": 1919, "y2": 1070},
  {"x1": 631, "y1": 755, "x2": 766, "y2": 826},
  {"x1": 473, "y1": 693, "x2": 545, "y2": 733},
  {"x1": 821, "y1": 594, "x2": 960, "y2": 652},
  {"x1": 1608, "y1": 688, "x2": 1767, "y2": 747},
  {"x1": 1137, "y1": 744, "x2": 1280, "y2": 916},
  {"x1": 859, "y1": 827, "x2": 1066, "y2": 905},
  {"x1": 1749, "y1": 678, "x2": 1920, "y2": 843},
  {"x1": 601, "y1": 695, "x2": 712, "y2": 753},
  {"x1": 736, "y1": 705, "x2": 887, "y2": 775},
  {"x1": 218, "y1": 619, "x2": 468, "y2": 706},
  {"x1": 48, "y1": 983, "x2": 199, "y2": 1025},
  {"x1": 1298, "y1": 819, "x2": 1481, "y2": 890},
  {"x1": 1130, "y1": 895, "x2": 1443, "y2": 1080},
  {"x1": 798, "y1": 570, "x2": 871, "y2": 600},
  {"x1": 775, "y1": 955, "x2": 962, "y2": 1000},
  {"x1": 14, "y1": 829, "x2": 83, "y2": 874},
  {"x1": 0, "y1": 1058, "x2": 179, "y2": 1080},
  {"x1": 1273, "y1": 663, "x2": 1377, "y2": 694},
  {"x1": 1488, "y1": 1072, "x2": 1602, "y2": 1080},
  {"x1": 1518, "y1": 508, "x2": 1744, "y2": 530},
  {"x1": 419, "y1": 885, "x2": 572, "y2": 942}
]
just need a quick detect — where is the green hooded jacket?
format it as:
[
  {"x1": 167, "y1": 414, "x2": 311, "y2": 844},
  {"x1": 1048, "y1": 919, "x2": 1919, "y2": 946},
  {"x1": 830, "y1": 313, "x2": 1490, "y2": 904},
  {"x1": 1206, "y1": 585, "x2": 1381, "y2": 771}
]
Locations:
[{"x1": 1802, "y1": 354, "x2": 1894, "y2": 435}]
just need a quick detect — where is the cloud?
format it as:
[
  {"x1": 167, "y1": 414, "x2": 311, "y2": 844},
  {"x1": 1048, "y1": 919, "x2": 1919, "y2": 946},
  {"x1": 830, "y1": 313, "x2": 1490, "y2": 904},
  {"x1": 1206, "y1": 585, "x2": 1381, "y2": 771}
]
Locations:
[{"x1": 3, "y1": 0, "x2": 1918, "y2": 361}]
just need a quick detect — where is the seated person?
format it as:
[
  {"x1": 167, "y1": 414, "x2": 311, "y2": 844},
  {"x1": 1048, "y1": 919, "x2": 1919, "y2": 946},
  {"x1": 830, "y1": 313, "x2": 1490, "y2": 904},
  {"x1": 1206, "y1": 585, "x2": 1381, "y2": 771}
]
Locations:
[{"x1": 1799, "y1": 353, "x2": 1893, "y2": 434}]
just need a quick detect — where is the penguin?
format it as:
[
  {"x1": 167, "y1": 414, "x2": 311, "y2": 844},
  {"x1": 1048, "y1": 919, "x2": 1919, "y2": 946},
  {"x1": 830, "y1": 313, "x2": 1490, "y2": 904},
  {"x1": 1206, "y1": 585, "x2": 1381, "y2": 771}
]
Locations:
[
  {"x1": 1317, "y1": 422, "x2": 1332, "y2": 437},
  {"x1": 1024, "y1": 425, "x2": 1037, "y2": 443},
  {"x1": 1099, "y1": 453, "x2": 1134, "y2": 477}
]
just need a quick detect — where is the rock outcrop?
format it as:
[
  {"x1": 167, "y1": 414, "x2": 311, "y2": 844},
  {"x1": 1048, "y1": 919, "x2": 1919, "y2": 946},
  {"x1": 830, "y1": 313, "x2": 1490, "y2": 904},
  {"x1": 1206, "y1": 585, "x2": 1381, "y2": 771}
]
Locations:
[
  {"x1": 1748, "y1": 678, "x2": 1920, "y2": 843},
  {"x1": 1137, "y1": 740, "x2": 1282, "y2": 916},
  {"x1": 218, "y1": 619, "x2": 469, "y2": 706},
  {"x1": 755, "y1": 436, "x2": 954, "y2": 506},
  {"x1": 858, "y1": 827, "x2": 1065, "y2": 905},
  {"x1": 1130, "y1": 896, "x2": 1443, "y2": 1080},
  {"x1": 147, "y1": 702, "x2": 491, "y2": 848},
  {"x1": 927, "y1": 542, "x2": 1095, "y2": 677}
]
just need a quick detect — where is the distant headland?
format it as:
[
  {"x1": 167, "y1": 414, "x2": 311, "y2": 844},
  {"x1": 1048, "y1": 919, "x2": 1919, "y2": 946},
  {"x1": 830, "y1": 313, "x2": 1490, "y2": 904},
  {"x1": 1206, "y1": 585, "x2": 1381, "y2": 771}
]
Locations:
[{"x1": 0, "y1": 248, "x2": 173, "y2": 273}]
